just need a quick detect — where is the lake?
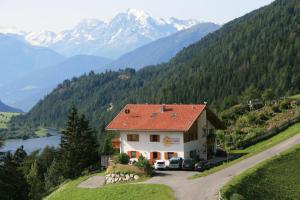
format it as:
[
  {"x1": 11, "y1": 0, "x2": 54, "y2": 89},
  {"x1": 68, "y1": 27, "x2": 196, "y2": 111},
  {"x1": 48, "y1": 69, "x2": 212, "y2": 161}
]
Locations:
[{"x1": 0, "y1": 132, "x2": 61, "y2": 154}]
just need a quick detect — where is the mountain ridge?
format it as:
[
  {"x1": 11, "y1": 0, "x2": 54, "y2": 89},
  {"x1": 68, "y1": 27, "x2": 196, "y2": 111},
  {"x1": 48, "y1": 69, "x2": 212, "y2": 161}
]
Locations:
[{"x1": 0, "y1": 9, "x2": 199, "y2": 58}]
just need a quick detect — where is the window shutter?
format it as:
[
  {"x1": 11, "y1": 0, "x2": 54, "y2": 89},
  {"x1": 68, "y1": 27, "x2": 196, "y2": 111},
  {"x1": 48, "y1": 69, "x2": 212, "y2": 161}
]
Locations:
[
  {"x1": 173, "y1": 152, "x2": 178, "y2": 157},
  {"x1": 127, "y1": 151, "x2": 131, "y2": 158},
  {"x1": 150, "y1": 152, "x2": 153, "y2": 160},
  {"x1": 164, "y1": 152, "x2": 168, "y2": 160},
  {"x1": 137, "y1": 134, "x2": 139, "y2": 142},
  {"x1": 136, "y1": 151, "x2": 140, "y2": 159},
  {"x1": 127, "y1": 135, "x2": 130, "y2": 141},
  {"x1": 157, "y1": 152, "x2": 161, "y2": 160},
  {"x1": 157, "y1": 135, "x2": 160, "y2": 142},
  {"x1": 150, "y1": 135, "x2": 153, "y2": 142}
]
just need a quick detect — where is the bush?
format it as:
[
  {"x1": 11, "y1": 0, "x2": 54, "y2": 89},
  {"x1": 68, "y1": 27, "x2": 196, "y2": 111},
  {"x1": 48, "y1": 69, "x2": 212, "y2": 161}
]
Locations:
[
  {"x1": 279, "y1": 100, "x2": 291, "y2": 110},
  {"x1": 271, "y1": 104, "x2": 281, "y2": 113},
  {"x1": 230, "y1": 193, "x2": 245, "y2": 200},
  {"x1": 114, "y1": 153, "x2": 130, "y2": 165},
  {"x1": 106, "y1": 164, "x2": 145, "y2": 175},
  {"x1": 215, "y1": 148, "x2": 228, "y2": 157},
  {"x1": 133, "y1": 155, "x2": 153, "y2": 175}
]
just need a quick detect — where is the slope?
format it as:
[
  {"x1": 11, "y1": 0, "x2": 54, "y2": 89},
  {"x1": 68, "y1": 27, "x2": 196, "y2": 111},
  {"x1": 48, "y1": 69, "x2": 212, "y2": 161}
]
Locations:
[
  {"x1": 0, "y1": 100, "x2": 22, "y2": 113},
  {"x1": 0, "y1": 34, "x2": 65, "y2": 85},
  {"x1": 0, "y1": 55, "x2": 112, "y2": 111},
  {"x1": 108, "y1": 23, "x2": 220, "y2": 70},
  {"x1": 6, "y1": 0, "x2": 300, "y2": 137}
]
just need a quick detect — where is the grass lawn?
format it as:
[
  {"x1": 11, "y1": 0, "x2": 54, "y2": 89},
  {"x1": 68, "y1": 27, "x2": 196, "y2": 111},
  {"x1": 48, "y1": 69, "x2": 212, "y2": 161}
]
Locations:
[
  {"x1": 192, "y1": 123, "x2": 300, "y2": 178},
  {"x1": 34, "y1": 127, "x2": 49, "y2": 137},
  {"x1": 221, "y1": 144, "x2": 300, "y2": 200},
  {"x1": 45, "y1": 174, "x2": 175, "y2": 200},
  {"x1": 0, "y1": 112, "x2": 20, "y2": 129}
]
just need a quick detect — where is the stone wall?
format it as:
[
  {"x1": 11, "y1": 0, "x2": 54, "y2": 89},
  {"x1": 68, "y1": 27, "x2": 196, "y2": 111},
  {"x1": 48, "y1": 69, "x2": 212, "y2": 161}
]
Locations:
[{"x1": 105, "y1": 173, "x2": 140, "y2": 184}]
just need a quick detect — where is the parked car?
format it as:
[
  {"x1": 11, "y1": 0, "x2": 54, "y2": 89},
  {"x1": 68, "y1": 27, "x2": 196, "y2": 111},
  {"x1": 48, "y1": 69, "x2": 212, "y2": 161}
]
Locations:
[
  {"x1": 169, "y1": 157, "x2": 183, "y2": 169},
  {"x1": 194, "y1": 160, "x2": 211, "y2": 172},
  {"x1": 154, "y1": 160, "x2": 166, "y2": 170},
  {"x1": 182, "y1": 158, "x2": 196, "y2": 170}
]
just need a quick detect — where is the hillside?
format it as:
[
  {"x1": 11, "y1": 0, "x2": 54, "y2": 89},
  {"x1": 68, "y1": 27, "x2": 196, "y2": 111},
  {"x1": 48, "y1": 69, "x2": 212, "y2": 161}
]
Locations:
[
  {"x1": 0, "y1": 55, "x2": 112, "y2": 111},
  {"x1": 0, "y1": 100, "x2": 22, "y2": 113},
  {"x1": 5, "y1": 0, "x2": 300, "y2": 138},
  {"x1": 0, "y1": 34, "x2": 65, "y2": 86},
  {"x1": 222, "y1": 145, "x2": 300, "y2": 200},
  {"x1": 108, "y1": 23, "x2": 220, "y2": 70}
]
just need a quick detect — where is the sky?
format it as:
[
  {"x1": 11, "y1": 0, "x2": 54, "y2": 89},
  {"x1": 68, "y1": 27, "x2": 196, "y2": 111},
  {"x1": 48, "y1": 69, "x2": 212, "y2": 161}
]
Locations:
[{"x1": 0, "y1": 0, "x2": 275, "y2": 32}]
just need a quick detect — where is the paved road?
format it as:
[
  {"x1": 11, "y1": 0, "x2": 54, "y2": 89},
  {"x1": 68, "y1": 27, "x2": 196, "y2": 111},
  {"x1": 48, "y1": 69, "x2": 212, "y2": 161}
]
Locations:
[{"x1": 144, "y1": 134, "x2": 300, "y2": 200}]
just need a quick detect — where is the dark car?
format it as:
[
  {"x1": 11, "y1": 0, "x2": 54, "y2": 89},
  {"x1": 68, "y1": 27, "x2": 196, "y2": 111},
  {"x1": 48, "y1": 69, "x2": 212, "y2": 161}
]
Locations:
[
  {"x1": 194, "y1": 160, "x2": 211, "y2": 172},
  {"x1": 182, "y1": 158, "x2": 195, "y2": 170}
]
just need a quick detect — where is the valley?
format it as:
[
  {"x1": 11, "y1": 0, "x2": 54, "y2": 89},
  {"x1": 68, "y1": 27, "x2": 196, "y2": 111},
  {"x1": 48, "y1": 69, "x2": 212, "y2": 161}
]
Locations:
[{"x1": 1, "y1": 1, "x2": 300, "y2": 200}]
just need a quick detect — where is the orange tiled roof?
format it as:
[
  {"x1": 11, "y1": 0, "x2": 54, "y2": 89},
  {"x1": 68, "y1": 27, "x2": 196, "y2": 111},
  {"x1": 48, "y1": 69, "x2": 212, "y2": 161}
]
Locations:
[{"x1": 106, "y1": 104, "x2": 206, "y2": 132}]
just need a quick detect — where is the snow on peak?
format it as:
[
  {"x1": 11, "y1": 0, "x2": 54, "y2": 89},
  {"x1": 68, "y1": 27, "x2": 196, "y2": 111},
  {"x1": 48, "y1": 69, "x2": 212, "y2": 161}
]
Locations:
[{"x1": 12, "y1": 9, "x2": 200, "y2": 57}]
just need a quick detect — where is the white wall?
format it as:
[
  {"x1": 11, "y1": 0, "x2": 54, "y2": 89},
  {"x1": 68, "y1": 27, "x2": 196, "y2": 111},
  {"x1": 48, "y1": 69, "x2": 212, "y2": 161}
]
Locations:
[
  {"x1": 120, "y1": 131, "x2": 184, "y2": 163},
  {"x1": 183, "y1": 110, "x2": 208, "y2": 160}
]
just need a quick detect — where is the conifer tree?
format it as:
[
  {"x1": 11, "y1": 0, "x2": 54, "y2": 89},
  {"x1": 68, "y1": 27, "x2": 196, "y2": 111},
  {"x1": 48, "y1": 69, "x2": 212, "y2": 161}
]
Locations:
[
  {"x1": 60, "y1": 107, "x2": 98, "y2": 178},
  {"x1": 27, "y1": 160, "x2": 44, "y2": 200},
  {"x1": 0, "y1": 152, "x2": 29, "y2": 200},
  {"x1": 44, "y1": 159, "x2": 64, "y2": 192}
]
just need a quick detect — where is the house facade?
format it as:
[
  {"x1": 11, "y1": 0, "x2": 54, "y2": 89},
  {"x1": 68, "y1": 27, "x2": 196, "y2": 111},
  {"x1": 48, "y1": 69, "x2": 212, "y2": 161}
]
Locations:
[{"x1": 106, "y1": 104, "x2": 225, "y2": 163}]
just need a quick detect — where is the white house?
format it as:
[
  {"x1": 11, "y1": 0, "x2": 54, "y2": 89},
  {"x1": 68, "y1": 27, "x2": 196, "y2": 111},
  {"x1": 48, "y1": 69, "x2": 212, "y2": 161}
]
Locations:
[{"x1": 106, "y1": 104, "x2": 225, "y2": 163}]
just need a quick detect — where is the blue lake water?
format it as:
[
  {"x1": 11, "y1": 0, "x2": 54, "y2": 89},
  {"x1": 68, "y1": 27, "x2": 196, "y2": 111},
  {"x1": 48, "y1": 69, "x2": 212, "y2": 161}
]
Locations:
[{"x1": 1, "y1": 133, "x2": 61, "y2": 154}]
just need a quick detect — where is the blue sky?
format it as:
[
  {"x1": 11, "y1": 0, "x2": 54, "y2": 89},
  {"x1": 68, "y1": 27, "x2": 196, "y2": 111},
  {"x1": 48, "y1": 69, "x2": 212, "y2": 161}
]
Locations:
[{"x1": 0, "y1": 0, "x2": 274, "y2": 32}]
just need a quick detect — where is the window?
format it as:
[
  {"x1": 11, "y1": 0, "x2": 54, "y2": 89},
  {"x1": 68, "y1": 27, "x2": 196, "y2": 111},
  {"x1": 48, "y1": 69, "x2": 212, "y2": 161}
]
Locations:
[
  {"x1": 131, "y1": 151, "x2": 137, "y2": 158},
  {"x1": 128, "y1": 151, "x2": 139, "y2": 158},
  {"x1": 150, "y1": 135, "x2": 160, "y2": 142},
  {"x1": 165, "y1": 152, "x2": 177, "y2": 160},
  {"x1": 150, "y1": 152, "x2": 160, "y2": 160},
  {"x1": 127, "y1": 134, "x2": 139, "y2": 142}
]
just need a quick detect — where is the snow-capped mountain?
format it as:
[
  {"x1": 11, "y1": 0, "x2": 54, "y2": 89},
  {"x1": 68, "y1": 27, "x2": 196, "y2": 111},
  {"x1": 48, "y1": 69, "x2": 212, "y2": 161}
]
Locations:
[{"x1": 1, "y1": 9, "x2": 199, "y2": 58}]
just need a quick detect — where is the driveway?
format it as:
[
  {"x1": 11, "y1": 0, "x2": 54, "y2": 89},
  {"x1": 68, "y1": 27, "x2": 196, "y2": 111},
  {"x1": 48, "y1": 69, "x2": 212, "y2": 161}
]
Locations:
[{"x1": 143, "y1": 133, "x2": 300, "y2": 200}]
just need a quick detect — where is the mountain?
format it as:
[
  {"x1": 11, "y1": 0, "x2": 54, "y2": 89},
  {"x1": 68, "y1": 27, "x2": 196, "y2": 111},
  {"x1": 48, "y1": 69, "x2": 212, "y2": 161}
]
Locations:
[
  {"x1": 108, "y1": 22, "x2": 220, "y2": 70},
  {"x1": 0, "y1": 55, "x2": 112, "y2": 111},
  {"x1": 0, "y1": 34, "x2": 65, "y2": 86},
  {"x1": 16, "y1": 9, "x2": 198, "y2": 58},
  {"x1": 0, "y1": 100, "x2": 22, "y2": 113},
  {"x1": 6, "y1": 0, "x2": 300, "y2": 137}
]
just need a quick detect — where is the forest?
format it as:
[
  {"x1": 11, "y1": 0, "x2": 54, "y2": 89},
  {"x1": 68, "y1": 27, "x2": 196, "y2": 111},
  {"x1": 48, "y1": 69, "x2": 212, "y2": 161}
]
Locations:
[{"x1": 2, "y1": 0, "x2": 300, "y2": 142}]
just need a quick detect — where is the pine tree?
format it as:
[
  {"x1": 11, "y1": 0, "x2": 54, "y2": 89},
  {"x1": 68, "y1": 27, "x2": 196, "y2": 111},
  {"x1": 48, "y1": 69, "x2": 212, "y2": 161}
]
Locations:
[
  {"x1": 26, "y1": 160, "x2": 44, "y2": 200},
  {"x1": 44, "y1": 159, "x2": 64, "y2": 192},
  {"x1": 0, "y1": 152, "x2": 29, "y2": 200},
  {"x1": 60, "y1": 107, "x2": 98, "y2": 178}
]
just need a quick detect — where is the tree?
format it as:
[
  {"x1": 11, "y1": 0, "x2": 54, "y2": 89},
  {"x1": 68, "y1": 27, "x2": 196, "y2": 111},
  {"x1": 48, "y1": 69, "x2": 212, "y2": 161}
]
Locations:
[
  {"x1": 26, "y1": 160, "x2": 44, "y2": 200},
  {"x1": 262, "y1": 88, "x2": 276, "y2": 102},
  {"x1": 60, "y1": 107, "x2": 98, "y2": 178},
  {"x1": 44, "y1": 159, "x2": 64, "y2": 192},
  {"x1": 0, "y1": 152, "x2": 29, "y2": 200},
  {"x1": 13, "y1": 145, "x2": 27, "y2": 164}
]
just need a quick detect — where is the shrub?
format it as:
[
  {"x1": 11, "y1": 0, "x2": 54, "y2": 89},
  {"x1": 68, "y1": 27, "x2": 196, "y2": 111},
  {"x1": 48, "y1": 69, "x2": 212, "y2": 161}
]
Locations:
[
  {"x1": 114, "y1": 153, "x2": 130, "y2": 165},
  {"x1": 106, "y1": 164, "x2": 145, "y2": 175},
  {"x1": 133, "y1": 155, "x2": 153, "y2": 175},
  {"x1": 230, "y1": 193, "x2": 245, "y2": 200},
  {"x1": 215, "y1": 148, "x2": 228, "y2": 157},
  {"x1": 271, "y1": 104, "x2": 281, "y2": 113},
  {"x1": 279, "y1": 100, "x2": 291, "y2": 110}
]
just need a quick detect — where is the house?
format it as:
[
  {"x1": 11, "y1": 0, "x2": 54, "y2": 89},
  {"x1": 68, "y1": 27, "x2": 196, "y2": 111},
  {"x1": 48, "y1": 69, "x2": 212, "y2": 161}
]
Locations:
[{"x1": 106, "y1": 104, "x2": 225, "y2": 163}]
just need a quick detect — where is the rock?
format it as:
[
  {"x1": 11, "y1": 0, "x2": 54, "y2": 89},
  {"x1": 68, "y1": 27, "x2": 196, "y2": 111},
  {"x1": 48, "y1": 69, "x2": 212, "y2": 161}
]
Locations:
[
  {"x1": 130, "y1": 174, "x2": 134, "y2": 178},
  {"x1": 125, "y1": 174, "x2": 130, "y2": 180},
  {"x1": 134, "y1": 175, "x2": 139, "y2": 180}
]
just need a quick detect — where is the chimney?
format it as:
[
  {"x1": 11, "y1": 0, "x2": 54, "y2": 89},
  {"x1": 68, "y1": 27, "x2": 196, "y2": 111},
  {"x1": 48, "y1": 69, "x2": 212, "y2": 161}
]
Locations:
[{"x1": 160, "y1": 104, "x2": 166, "y2": 113}]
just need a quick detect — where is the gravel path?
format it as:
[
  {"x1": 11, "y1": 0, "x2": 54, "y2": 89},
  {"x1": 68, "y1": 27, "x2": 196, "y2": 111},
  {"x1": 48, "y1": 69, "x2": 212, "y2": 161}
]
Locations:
[
  {"x1": 77, "y1": 175, "x2": 105, "y2": 188},
  {"x1": 143, "y1": 133, "x2": 300, "y2": 200}
]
